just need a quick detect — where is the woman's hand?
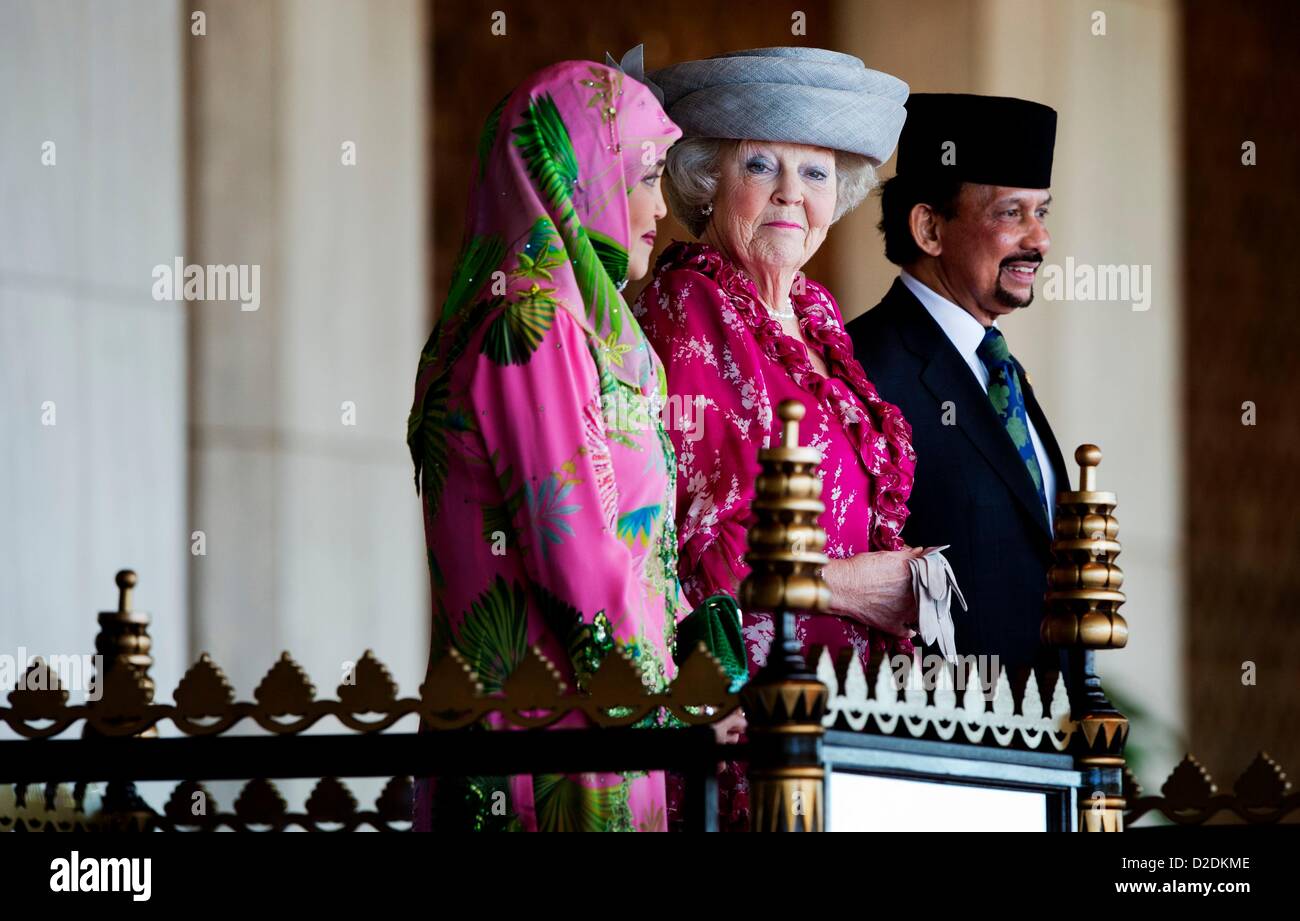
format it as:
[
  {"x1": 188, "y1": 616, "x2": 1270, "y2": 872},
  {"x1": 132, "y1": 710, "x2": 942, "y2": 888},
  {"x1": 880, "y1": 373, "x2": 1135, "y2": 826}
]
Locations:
[
  {"x1": 823, "y1": 549, "x2": 924, "y2": 637},
  {"x1": 711, "y1": 707, "x2": 746, "y2": 744}
]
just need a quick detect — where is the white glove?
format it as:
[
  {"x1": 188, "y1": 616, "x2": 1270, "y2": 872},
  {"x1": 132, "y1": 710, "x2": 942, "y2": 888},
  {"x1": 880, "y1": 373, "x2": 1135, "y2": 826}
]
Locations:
[{"x1": 907, "y1": 545, "x2": 968, "y2": 664}]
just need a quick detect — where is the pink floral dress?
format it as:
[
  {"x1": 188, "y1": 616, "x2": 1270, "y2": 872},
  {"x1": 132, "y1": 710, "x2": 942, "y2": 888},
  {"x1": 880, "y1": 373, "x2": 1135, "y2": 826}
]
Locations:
[
  {"x1": 635, "y1": 241, "x2": 918, "y2": 670},
  {"x1": 635, "y1": 241, "x2": 917, "y2": 830},
  {"x1": 407, "y1": 61, "x2": 683, "y2": 831}
]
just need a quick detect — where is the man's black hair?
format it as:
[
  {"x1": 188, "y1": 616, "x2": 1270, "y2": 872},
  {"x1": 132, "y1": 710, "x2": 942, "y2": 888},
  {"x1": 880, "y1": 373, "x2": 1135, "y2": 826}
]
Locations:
[{"x1": 877, "y1": 173, "x2": 966, "y2": 266}]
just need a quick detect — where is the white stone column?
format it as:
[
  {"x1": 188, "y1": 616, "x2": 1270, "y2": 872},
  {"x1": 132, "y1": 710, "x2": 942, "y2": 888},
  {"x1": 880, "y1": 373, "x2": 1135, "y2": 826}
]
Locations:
[
  {"x1": 0, "y1": 0, "x2": 188, "y2": 716},
  {"x1": 188, "y1": 0, "x2": 430, "y2": 703}
]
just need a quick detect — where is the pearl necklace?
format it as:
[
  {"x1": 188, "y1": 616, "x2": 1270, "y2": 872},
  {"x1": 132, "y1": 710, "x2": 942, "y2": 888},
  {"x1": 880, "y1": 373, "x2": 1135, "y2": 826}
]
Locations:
[{"x1": 767, "y1": 296, "x2": 796, "y2": 321}]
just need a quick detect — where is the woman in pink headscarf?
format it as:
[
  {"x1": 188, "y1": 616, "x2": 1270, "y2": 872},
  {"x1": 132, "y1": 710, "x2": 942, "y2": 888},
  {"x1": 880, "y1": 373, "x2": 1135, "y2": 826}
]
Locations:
[{"x1": 406, "y1": 60, "x2": 688, "y2": 831}]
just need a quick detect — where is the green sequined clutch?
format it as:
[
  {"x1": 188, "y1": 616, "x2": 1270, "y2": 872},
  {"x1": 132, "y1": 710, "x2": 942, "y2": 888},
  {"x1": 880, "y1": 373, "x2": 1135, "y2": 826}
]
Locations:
[{"x1": 673, "y1": 594, "x2": 748, "y2": 693}]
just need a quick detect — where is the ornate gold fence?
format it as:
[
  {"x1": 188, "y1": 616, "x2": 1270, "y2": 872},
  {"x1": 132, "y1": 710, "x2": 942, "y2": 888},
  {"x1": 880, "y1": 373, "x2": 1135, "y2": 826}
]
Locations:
[
  {"x1": 0, "y1": 569, "x2": 736, "y2": 831},
  {"x1": 3, "y1": 400, "x2": 1285, "y2": 831}
]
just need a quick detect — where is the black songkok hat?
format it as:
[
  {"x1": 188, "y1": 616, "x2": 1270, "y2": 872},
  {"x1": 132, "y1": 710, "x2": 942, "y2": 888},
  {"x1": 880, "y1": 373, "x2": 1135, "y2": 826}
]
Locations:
[{"x1": 895, "y1": 93, "x2": 1057, "y2": 189}]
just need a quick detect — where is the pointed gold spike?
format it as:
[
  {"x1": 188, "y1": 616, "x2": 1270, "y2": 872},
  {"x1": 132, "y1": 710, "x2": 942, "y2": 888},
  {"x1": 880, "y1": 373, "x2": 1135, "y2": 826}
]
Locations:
[
  {"x1": 164, "y1": 780, "x2": 216, "y2": 825},
  {"x1": 337, "y1": 649, "x2": 399, "y2": 712},
  {"x1": 780, "y1": 686, "x2": 806, "y2": 717},
  {"x1": 1161, "y1": 754, "x2": 1218, "y2": 808},
  {"x1": 7, "y1": 658, "x2": 70, "y2": 720},
  {"x1": 174, "y1": 653, "x2": 236, "y2": 718},
  {"x1": 305, "y1": 777, "x2": 359, "y2": 823},
  {"x1": 669, "y1": 643, "x2": 731, "y2": 708},
  {"x1": 586, "y1": 646, "x2": 649, "y2": 705},
  {"x1": 419, "y1": 647, "x2": 483, "y2": 713},
  {"x1": 1233, "y1": 751, "x2": 1291, "y2": 808},
  {"x1": 253, "y1": 652, "x2": 317, "y2": 716},
  {"x1": 233, "y1": 778, "x2": 288, "y2": 824},
  {"x1": 500, "y1": 646, "x2": 567, "y2": 709},
  {"x1": 376, "y1": 776, "x2": 414, "y2": 823}
]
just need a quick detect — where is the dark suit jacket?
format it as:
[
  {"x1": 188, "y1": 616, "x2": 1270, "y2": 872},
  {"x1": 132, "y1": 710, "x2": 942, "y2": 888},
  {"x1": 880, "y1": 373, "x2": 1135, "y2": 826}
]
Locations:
[{"x1": 847, "y1": 279, "x2": 1070, "y2": 675}]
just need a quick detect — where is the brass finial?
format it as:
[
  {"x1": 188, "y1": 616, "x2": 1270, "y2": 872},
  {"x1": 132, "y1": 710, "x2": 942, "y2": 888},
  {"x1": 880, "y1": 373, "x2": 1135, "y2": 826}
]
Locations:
[
  {"x1": 116, "y1": 569, "x2": 137, "y2": 614},
  {"x1": 1045, "y1": 444, "x2": 1128, "y2": 832},
  {"x1": 1075, "y1": 444, "x2": 1102, "y2": 491},
  {"x1": 84, "y1": 569, "x2": 161, "y2": 831},
  {"x1": 1043, "y1": 445, "x2": 1129, "y2": 832},
  {"x1": 740, "y1": 399, "x2": 830, "y2": 615},
  {"x1": 1043, "y1": 445, "x2": 1126, "y2": 650},
  {"x1": 779, "y1": 399, "x2": 805, "y2": 448},
  {"x1": 90, "y1": 569, "x2": 156, "y2": 730},
  {"x1": 738, "y1": 398, "x2": 830, "y2": 832}
]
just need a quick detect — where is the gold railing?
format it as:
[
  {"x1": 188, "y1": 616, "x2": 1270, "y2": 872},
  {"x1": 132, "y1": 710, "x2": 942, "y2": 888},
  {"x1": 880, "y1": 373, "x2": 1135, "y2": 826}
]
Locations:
[
  {"x1": 0, "y1": 567, "x2": 737, "y2": 831},
  {"x1": 4, "y1": 401, "x2": 1282, "y2": 831}
]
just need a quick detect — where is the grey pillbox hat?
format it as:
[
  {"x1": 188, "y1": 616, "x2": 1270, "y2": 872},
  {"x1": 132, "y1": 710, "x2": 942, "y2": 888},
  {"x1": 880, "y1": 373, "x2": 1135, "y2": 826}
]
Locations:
[{"x1": 648, "y1": 46, "x2": 909, "y2": 164}]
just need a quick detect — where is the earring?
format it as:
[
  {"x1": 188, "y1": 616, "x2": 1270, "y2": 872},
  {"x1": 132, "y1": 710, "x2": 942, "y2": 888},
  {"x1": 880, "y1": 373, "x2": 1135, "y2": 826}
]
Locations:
[{"x1": 702, "y1": 202, "x2": 713, "y2": 217}]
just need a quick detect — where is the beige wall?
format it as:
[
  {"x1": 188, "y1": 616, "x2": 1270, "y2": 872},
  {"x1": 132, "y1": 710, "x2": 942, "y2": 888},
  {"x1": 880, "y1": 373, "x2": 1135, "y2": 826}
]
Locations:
[
  {"x1": 832, "y1": 0, "x2": 981, "y2": 315},
  {"x1": 836, "y1": 0, "x2": 1185, "y2": 789}
]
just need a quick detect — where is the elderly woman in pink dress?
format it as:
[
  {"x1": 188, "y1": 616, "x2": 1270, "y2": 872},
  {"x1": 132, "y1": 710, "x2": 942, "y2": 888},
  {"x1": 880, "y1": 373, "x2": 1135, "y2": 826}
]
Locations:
[
  {"x1": 406, "y1": 58, "x2": 690, "y2": 831},
  {"x1": 636, "y1": 47, "x2": 923, "y2": 684},
  {"x1": 635, "y1": 48, "x2": 920, "y2": 830}
]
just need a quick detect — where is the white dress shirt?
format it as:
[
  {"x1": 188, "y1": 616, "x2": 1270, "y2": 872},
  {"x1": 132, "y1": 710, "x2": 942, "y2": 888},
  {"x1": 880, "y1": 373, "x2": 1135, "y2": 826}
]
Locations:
[{"x1": 898, "y1": 270, "x2": 1056, "y2": 525}]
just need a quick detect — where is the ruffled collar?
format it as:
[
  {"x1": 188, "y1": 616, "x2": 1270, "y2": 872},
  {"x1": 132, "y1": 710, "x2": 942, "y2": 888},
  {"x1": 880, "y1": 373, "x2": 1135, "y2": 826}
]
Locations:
[{"x1": 656, "y1": 241, "x2": 917, "y2": 551}]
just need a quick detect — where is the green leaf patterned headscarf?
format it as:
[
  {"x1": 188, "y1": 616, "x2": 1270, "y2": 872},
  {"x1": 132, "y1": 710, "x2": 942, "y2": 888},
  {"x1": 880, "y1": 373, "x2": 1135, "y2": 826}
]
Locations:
[{"x1": 408, "y1": 60, "x2": 680, "y2": 498}]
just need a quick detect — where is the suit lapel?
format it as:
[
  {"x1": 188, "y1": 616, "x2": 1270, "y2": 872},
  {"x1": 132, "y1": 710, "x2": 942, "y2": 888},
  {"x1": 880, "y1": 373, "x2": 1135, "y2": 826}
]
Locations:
[{"x1": 885, "y1": 281, "x2": 1053, "y2": 538}]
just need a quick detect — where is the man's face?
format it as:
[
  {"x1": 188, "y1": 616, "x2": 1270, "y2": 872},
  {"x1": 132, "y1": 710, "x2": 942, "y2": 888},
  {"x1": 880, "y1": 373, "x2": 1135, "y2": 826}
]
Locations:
[{"x1": 937, "y1": 184, "x2": 1052, "y2": 322}]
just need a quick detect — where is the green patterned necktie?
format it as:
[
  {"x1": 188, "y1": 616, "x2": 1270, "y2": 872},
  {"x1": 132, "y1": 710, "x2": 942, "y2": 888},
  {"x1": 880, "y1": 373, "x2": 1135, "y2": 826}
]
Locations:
[{"x1": 976, "y1": 327, "x2": 1049, "y2": 517}]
